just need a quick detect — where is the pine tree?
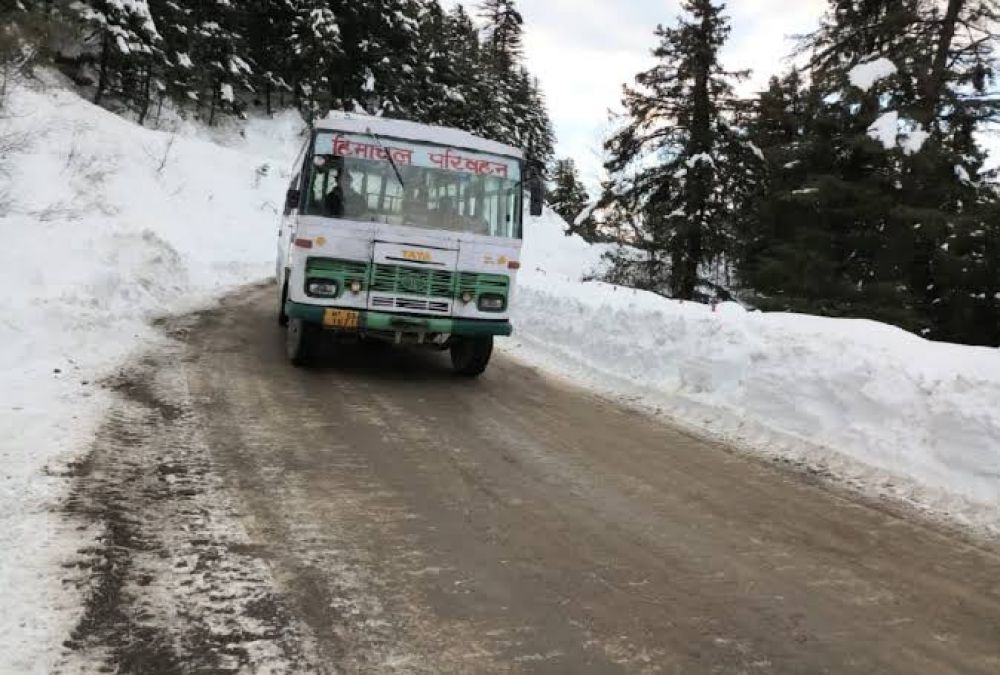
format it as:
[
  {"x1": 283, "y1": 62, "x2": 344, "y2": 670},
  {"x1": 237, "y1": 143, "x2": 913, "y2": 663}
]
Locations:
[
  {"x1": 73, "y1": 0, "x2": 161, "y2": 108},
  {"x1": 739, "y1": 70, "x2": 848, "y2": 311},
  {"x1": 189, "y1": 0, "x2": 253, "y2": 124},
  {"x1": 317, "y1": 0, "x2": 419, "y2": 117},
  {"x1": 147, "y1": 0, "x2": 197, "y2": 118},
  {"x1": 476, "y1": 0, "x2": 554, "y2": 163},
  {"x1": 604, "y1": 0, "x2": 749, "y2": 299},
  {"x1": 479, "y1": 0, "x2": 522, "y2": 73},
  {"x1": 288, "y1": 0, "x2": 341, "y2": 124},
  {"x1": 412, "y1": 2, "x2": 486, "y2": 132},
  {"x1": 244, "y1": 0, "x2": 297, "y2": 115},
  {"x1": 791, "y1": 0, "x2": 1000, "y2": 341},
  {"x1": 440, "y1": 4, "x2": 490, "y2": 133},
  {"x1": 549, "y1": 158, "x2": 590, "y2": 231}
]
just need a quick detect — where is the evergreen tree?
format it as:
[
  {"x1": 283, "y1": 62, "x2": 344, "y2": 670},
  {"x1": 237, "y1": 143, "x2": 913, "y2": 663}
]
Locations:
[
  {"x1": 479, "y1": 0, "x2": 522, "y2": 72},
  {"x1": 413, "y1": 2, "x2": 487, "y2": 133},
  {"x1": 782, "y1": 0, "x2": 1000, "y2": 342},
  {"x1": 288, "y1": 0, "x2": 341, "y2": 124},
  {"x1": 319, "y1": 0, "x2": 420, "y2": 117},
  {"x1": 603, "y1": 0, "x2": 750, "y2": 299},
  {"x1": 72, "y1": 0, "x2": 161, "y2": 108},
  {"x1": 26, "y1": 0, "x2": 556, "y2": 163},
  {"x1": 476, "y1": 0, "x2": 553, "y2": 162},
  {"x1": 739, "y1": 70, "x2": 851, "y2": 311},
  {"x1": 147, "y1": 0, "x2": 197, "y2": 117},
  {"x1": 549, "y1": 158, "x2": 590, "y2": 231},
  {"x1": 441, "y1": 4, "x2": 491, "y2": 133},
  {"x1": 244, "y1": 0, "x2": 297, "y2": 115},
  {"x1": 189, "y1": 1, "x2": 253, "y2": 124}
]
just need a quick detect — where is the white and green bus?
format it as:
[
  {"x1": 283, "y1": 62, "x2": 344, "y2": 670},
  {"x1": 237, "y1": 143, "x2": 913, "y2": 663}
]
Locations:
[{"x1": 276, "y1": 113, "x2": 543, "y2": 376}]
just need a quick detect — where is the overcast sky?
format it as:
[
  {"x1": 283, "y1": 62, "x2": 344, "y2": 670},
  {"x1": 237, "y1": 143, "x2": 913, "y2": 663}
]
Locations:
[{"x1": 511, "y1": 0, "x2": 830, "y2": 191}]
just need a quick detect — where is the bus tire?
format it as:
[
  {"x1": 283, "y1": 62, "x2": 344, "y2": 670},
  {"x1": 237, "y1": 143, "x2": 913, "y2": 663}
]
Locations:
[
  {"x1": 450, "y1": 336, "x2": 493, "y2": 377},
  {"x1": 287, "y1": 317, "x2": 320, "y2": 367}
]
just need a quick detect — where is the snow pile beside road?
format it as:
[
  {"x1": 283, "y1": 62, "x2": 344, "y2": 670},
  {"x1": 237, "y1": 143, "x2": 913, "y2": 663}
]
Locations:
[
  {"x1": 507, "y1": 210, "x2": 1000, "y2": 532},
  {"x1": 518, "y1": 209, "x2": 614, "y2": 280},
  {"x1": 0, "y1": 82, "x2": 301, "y2": 671}
]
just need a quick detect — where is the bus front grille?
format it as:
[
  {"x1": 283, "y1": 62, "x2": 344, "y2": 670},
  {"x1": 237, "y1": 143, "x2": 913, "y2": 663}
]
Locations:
[{"x1": 371, "y1": 264, "x2": 455, "y2": 298}]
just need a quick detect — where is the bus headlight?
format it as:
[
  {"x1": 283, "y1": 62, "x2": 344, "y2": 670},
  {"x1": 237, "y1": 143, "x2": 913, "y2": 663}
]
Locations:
[
  {"x1": 461, "y1": 291, "x2": 474, "y2": 304},
  {"x1": 307, "y1": 279, "x2": 339, "y2": 297},
  {"x1": 350, "y1": 280, "x2": 362, "y2": 294},
  {"x1": 477, "y1": 294, "x2": 506, "y2": 312}
]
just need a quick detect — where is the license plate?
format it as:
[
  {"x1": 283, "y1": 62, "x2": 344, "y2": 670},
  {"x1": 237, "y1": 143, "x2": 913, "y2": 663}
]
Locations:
[{"x1": 323, "y1": 309, "x2": 360, "y2": 329}]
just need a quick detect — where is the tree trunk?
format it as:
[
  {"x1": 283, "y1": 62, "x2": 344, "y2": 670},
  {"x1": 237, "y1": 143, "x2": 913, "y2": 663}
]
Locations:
[
  {"x1": 137, "y1": 66, "x2": 152, "y2": 126},
  {"x1": 673, "y1": 8, "x2": 714, "y2": 300},
  {"x1": 94, "y1": 31, "x2": 110, "y2": 105},
  {"x1": 209, "y1": 85, "x2": 217, "y2": 126},
  {"x1": 920, "y1": 0, "x2": 964, "y2": 126}
]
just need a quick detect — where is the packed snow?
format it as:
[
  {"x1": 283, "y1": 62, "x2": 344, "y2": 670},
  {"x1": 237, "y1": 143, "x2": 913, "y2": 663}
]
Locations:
[
  {"x1": 848, "y1": 57, "x2": 897, "y2": 91},
  {"x1": 2, "y1": 77, "x2": 1000, "y2": 672}
]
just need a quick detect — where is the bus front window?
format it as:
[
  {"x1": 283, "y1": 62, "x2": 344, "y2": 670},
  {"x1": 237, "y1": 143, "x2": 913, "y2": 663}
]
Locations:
[{"x1": 303, "y1": 132, "x2": 522, "y2": 239}]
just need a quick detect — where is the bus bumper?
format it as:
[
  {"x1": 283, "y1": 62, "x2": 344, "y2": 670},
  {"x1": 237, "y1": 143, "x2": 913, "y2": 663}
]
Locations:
[{"x1": 285, "y1": 302, "x2": 513, "y2": 337}]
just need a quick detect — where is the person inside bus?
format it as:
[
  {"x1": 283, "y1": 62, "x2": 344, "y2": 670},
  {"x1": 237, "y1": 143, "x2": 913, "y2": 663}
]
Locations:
[
  {"x1": 436, "y1": 196, "x2": 463, "y2": 231},
  {"x1": 324, "y1": 166, "x2": 365, "y2": 218}
]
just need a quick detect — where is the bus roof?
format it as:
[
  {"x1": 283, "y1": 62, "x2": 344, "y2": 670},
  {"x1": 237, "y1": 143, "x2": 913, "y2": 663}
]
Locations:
[{"x1": 315, "y1": 111, "x2": 524, "y2": 160}]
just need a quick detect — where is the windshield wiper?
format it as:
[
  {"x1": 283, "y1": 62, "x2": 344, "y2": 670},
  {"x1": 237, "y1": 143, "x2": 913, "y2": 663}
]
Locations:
[{"x1": 365, "y1": 126, "x2": 405, "y2": 190}]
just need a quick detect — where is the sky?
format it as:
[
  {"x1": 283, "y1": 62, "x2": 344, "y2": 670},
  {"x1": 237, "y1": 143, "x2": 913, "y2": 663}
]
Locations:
[
  {"x1": 449, "y1": 0, "x2": 996, "y2": 191},
  {"x1": 512, "y1": 0, "x2": 830, "y2": 192}
]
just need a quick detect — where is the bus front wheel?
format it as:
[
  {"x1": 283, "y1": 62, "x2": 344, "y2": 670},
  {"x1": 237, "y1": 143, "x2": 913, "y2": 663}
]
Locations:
[
  {"x1": 450, "y1": 336, "x2": 493, "y2": 377},
  {"x1": 287, "y1": 318, "x2": 320, "y2": 367}
]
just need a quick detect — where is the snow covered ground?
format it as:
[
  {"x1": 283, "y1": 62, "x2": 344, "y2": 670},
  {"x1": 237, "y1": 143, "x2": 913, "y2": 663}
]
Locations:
[
  {"x1": 504, "y1": 212, "x2": 1000, "y2": 535},
  {"x1": 0, "y1": 79, "x2": 303, "y2": 671},
  {"x1": 2, "y1": 78, "x2": 999, "y2": 671}
]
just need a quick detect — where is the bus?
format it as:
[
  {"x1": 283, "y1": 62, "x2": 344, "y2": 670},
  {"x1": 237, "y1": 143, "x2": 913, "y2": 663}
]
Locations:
[{"x1": 276, "y1": 112, "x2": 543, "y2": 376}]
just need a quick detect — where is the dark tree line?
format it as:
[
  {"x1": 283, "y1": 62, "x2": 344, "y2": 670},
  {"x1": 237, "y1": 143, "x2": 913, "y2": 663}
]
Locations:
[
  {"x1": 599, "y1": 0, "x2": 1000, "y2": 346},
  {"x1": 3, "y1": 0, "x2": 554, "y2": 164}
]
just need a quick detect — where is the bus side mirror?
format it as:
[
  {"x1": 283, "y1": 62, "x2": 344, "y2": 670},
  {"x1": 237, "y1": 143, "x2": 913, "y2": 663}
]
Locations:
[
  {"x1": 528, "y1": 162, "x2": 544, "y2": 217},
  {"x1": 284, "y1": 188, "x2": 300, "y2": 214}
]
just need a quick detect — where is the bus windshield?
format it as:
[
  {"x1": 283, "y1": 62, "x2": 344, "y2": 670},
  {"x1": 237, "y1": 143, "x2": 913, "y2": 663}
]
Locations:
[{"x1": 304, "y1": 131, "x2": 523, "y2": 239}]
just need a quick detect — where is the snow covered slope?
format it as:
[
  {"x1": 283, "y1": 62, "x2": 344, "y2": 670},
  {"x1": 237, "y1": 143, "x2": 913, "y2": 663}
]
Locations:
[
  {"x1": 0, "y1": 82, "x2": 302, "y2": 672},
  {"x1": 505, "y1": 212, "x2": 1000, "y2": 534}
]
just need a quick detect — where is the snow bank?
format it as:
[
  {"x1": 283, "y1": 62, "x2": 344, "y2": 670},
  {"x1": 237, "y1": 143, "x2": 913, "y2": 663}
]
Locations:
[
  {"x1": 0, "y1": 83, "x2": 302, "y2": 671},
  {"x1": 505, "y1": 210, "x2": 1000, "y2": 533},
  {"x1": 519, "y1": 209, "x2": 613, "y2": 280}
]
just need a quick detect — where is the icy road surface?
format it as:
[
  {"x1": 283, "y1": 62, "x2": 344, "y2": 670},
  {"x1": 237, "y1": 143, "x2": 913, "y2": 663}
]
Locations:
[{"x1": 61, "y1": 284, "x2": 1000, "y2": 674}]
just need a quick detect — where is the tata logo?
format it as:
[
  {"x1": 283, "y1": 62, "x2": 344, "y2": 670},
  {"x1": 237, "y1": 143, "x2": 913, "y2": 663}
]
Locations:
[
  {"x1": 402, "y1": 250, "x2": 433, "y2": 263},
  {"x1": 400, "y1": 275, "x2": 424, "y2": 293}
]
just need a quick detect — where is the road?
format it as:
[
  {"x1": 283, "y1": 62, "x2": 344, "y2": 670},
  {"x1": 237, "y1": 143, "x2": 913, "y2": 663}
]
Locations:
[{"x1": 62, "y1": 283, "x2": 1000, "y2": 674}]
